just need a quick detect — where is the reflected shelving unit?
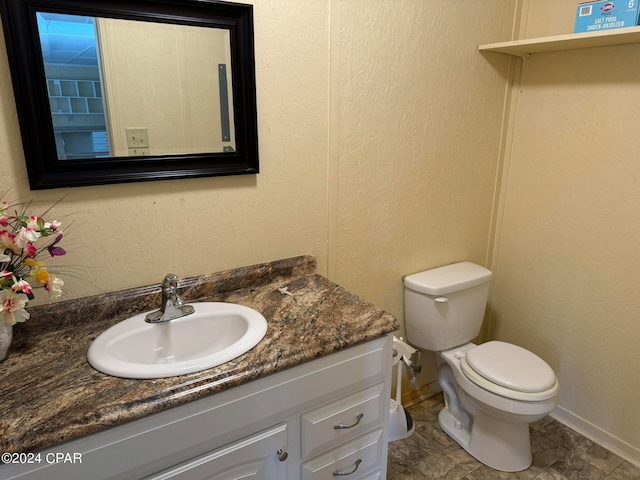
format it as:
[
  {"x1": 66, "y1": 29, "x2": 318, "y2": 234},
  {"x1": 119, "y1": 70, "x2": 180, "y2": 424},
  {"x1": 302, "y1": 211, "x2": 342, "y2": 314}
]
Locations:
[
  {"x1": 45, "y1": 77, "x2": 110, "y2": 158},
  {"x1": 47, "y1": 78, "x2": 104, "y2": 116}
]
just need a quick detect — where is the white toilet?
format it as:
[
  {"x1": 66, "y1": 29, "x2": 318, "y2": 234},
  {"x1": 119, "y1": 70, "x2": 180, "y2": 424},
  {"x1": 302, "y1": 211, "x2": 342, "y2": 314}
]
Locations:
[{"x1": 403, "y1": 262, "x2": 559, "y2": 472}]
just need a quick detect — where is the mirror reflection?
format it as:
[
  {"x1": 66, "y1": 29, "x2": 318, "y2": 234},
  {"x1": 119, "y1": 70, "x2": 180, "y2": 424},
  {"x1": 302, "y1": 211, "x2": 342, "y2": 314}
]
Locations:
[{"x1": 36, "y1": 12, "x2": 235, "y2": 160}]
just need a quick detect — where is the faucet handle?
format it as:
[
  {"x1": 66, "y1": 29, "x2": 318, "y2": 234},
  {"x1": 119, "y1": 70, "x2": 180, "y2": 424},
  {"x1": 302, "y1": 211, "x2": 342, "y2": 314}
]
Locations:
[
  {"x1": 146, "y1": 274, "x2": 194, "y2": 323},
  {"x1": 162, "y1": 273, "x2": 179, "y2": 293},
  {"x1": 162, "y1": 273, "x2": 187, "y2": 308}
]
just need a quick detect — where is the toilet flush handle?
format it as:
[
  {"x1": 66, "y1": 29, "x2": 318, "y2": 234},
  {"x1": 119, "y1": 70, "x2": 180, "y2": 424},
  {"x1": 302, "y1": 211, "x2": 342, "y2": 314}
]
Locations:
[{"x1": 434, "y1": 297, "x2": 448, "y2": 304}]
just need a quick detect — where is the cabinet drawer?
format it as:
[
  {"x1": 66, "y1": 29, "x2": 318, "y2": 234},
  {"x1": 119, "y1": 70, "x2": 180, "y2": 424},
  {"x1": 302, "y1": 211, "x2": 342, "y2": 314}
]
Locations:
[
  {"x1": 301, "y1": 383, "x2": 386, "y2": 458},
  {"x1": 301, "y1": 429, "x2": 383, "y2": 480}
]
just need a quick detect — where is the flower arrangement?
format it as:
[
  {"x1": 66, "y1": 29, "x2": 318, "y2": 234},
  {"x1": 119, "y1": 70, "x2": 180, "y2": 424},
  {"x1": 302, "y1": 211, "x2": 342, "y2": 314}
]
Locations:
[{"x1": 0, "y1": 196, "x2": 66, "y2": 326}]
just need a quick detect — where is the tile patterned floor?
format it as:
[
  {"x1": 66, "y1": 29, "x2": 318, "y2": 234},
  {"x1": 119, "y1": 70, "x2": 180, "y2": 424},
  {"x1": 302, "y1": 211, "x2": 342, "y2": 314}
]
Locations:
[{"x1": 387, "y1": 394, "x2": 640, "y2": 479}]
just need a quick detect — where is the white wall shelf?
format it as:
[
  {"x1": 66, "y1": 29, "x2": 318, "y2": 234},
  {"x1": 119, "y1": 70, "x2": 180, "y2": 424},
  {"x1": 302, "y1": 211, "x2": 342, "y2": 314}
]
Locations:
[{"x1": 479, "y1": 26, "x2": 640, "y2": 57}]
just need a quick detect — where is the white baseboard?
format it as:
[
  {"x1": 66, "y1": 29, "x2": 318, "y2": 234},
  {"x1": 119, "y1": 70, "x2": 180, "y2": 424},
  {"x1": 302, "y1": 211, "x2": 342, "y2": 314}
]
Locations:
[{"x1": 550, "y1": 406, "x2": 640, "y2": 468}]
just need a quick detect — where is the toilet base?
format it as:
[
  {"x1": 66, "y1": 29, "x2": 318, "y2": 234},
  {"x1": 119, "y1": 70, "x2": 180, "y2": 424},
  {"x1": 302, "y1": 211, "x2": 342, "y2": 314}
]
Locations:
[{"x1": 438, "y1": 405, "x2": 532, "y2": 472}]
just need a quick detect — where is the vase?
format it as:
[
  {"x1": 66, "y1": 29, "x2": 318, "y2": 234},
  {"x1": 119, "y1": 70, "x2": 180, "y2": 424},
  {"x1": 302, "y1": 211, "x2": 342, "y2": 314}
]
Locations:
[{"x1": 0, "y1": 321, "x2": 13, "y2": 362}]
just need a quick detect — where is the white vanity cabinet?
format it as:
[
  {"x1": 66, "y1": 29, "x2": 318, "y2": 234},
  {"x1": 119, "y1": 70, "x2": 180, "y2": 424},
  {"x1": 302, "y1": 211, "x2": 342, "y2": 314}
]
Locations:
[{"x1": 1, "y1": 334, "x2": 393, "y2": 480}]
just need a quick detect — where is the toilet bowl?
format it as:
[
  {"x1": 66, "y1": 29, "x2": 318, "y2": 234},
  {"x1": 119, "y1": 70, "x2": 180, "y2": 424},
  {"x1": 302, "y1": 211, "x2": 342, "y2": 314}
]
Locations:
[
  {"x1": 403, "y1": 262, "x2": 559, "y2": 472},
  {"x1": 437, "y1": 342, "x2": 559, "y2": 472}
]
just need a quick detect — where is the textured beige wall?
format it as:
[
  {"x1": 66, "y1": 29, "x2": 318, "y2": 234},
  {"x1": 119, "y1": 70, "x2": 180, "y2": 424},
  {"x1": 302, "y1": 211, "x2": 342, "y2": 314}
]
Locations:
[
  {"x1": 329, "y1": 0, "x2": 516, "y2": 392},
  {"x1": 0, "y1": 1, "x2": 329, "y2": 299},
  {"x1": 490, "y1": 0, "x2": 640, "y2": 462}
]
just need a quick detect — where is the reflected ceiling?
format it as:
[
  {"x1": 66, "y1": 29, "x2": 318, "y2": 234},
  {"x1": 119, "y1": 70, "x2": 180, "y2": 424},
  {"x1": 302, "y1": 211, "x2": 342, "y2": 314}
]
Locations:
[{"x1": 37, "y1": 13, "x2": 98, "y2": 66}]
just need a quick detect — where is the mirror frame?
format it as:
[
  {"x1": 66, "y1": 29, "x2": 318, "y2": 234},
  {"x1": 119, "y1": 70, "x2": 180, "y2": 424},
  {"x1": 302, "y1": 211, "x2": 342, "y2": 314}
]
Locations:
[{"x1": 0, "y1": 0, "x2": 259, "y2": 189}]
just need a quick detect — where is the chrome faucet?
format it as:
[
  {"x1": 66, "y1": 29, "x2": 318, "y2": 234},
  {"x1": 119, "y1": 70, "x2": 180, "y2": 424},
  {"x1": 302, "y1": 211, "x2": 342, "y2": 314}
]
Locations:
[{"x1": 145, "y1": 274, "x2": 195, "y2": 323}]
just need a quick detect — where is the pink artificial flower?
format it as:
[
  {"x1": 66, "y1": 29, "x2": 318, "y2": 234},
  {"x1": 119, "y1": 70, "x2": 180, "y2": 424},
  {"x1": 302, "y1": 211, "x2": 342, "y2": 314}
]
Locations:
[
  {"x1": 15, "y1": 225, "x2": 41, "y2": 249},
  {"x1": 0, "y1": 230, "x2": 18, "y2": 253},
  {"x1": 44, "y1": 274, "x2": 63, "y2": 300},
  {"x1": 1, "y1": 271, "x2": 18, "y2": 292},
  {"x1": 49, "y1": 220, "x2": 62, "y2": 233},
  {"x1": 24, "y1": 242, "x2": 37, "y2": 258},
  {"x1": 0, "y1": 217, "x2": 8, "y2": 227},
  {"x1": 11, "y1": 279, "x2": 32, "y2": 295},
  {"x1": 0, "y1": 290, "x2": 30, "y2": 326},
  {"x1": 0, "y1": 270, "x2": 15, "y2": 280}
]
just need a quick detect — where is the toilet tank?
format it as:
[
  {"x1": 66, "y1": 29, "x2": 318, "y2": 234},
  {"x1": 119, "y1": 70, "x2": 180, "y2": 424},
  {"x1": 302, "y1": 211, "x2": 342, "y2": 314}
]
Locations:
[{"x1": 403, "y1": 262, "x2": 492, "y2": 351}]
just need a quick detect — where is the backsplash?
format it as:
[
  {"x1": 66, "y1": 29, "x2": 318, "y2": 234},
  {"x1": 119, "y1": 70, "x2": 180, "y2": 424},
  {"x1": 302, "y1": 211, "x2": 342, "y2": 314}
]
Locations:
[{"x1": 18, "y1": 255, "x2": 317, "y2": 340}]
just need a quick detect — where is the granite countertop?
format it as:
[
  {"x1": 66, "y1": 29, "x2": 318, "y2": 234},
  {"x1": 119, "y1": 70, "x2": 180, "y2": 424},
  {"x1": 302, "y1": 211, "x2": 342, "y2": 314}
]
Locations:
[{"x1": 0, "y1": 256, "x2": 397, "y2": 454}]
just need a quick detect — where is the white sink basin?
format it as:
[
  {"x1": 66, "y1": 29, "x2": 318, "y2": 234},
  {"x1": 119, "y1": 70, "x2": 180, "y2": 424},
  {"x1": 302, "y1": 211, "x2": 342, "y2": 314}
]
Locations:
[{"x1": 88, "y1": 302, "x2": 268, "y2": 379}]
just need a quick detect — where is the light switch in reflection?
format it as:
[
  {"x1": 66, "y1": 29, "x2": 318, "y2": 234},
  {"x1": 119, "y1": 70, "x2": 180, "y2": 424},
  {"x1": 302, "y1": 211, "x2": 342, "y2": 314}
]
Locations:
[{"x1": 126, "y1": 127, "x2": 149, "y2": 148}]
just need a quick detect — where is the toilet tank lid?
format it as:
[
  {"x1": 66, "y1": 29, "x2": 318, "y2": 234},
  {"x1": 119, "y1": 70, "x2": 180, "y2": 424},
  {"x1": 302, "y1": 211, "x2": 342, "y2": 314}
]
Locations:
[{"x1": 404, "y1": 262, "x2": 492, "y2": 295}]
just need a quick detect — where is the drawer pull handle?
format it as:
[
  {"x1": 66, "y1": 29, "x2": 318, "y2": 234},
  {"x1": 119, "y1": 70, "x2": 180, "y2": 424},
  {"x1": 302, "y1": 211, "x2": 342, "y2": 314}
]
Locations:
[
  {"x1": 333, "y1": 458, "x2": 361, "y2": 476},
  {"x1": 334, "y1": 412, "x2": 364, "y2": 430},
  {"x1": 276, "y1": 448, "x2": 288, "y2": 461}
]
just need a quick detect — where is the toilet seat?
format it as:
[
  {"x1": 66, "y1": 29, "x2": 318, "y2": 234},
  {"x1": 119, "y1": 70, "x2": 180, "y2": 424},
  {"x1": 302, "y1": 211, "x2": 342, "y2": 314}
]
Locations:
[{"x1": 459, "y1": 341, "x2": 559, "y2": 402}]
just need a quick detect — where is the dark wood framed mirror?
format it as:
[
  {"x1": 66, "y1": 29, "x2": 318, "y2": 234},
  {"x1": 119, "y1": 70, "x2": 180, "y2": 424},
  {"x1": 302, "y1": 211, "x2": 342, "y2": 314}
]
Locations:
[{"x1": 0, "y1": 0, "x2": 258, "y2": 189}]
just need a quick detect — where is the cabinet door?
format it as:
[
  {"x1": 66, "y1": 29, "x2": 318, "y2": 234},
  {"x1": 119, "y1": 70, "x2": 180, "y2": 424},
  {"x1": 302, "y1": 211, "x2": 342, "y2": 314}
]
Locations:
[{"x1": 149, "y1": 424, "x2": 288, "y2": 480}]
